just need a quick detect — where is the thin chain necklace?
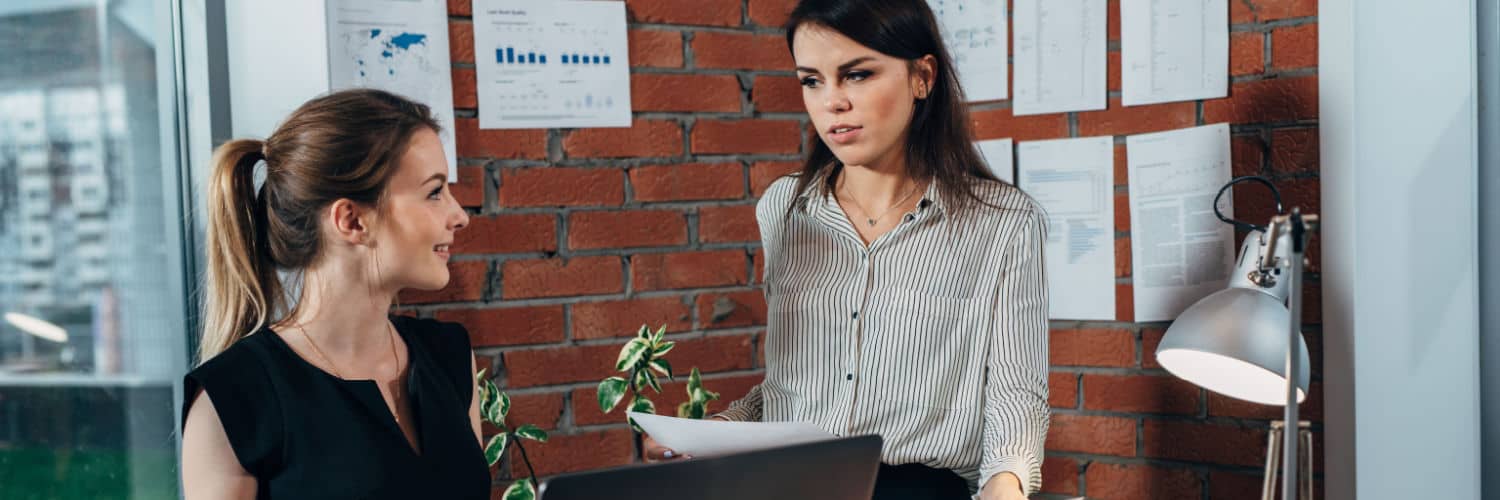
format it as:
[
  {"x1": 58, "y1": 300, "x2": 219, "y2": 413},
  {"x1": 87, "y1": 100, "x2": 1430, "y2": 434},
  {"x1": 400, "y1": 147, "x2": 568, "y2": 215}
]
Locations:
[
  {"x1": 838, "y1": 177, "x2": 921, "y2": 227},
  {"x1": 296, "y1": 321, "x2": 404, "y2": 423}
]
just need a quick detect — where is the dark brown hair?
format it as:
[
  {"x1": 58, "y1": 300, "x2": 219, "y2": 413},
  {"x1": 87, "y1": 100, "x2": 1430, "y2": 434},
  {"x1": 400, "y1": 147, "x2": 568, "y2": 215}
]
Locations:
[
  {"x1": 783, "y1": 0, "x2": 1004, "y2": 217},
  {"x1": 200, "y1": 88, "x2": 440, "y2": 362}
]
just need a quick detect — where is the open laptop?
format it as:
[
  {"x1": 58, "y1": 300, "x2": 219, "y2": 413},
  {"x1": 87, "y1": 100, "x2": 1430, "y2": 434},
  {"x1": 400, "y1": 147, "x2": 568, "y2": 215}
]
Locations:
[{"x1": 537, "y1": 434, "x2": 883, "y2": 500}]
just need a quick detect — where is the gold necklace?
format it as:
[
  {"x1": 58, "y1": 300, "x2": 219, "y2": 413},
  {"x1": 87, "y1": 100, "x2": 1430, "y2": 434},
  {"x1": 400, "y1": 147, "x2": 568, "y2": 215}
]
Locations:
[
  {"x1": 296, "y1": 321, "x2": 404, "y2": 422},
  {"x1": 839, "y1": 178, "x2": 920, "y2": 227}
]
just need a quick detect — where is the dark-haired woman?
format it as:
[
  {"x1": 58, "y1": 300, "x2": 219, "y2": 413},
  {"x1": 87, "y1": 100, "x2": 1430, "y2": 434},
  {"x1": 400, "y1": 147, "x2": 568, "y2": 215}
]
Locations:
[
  {"x1": 180, "y1": 89, "x2": 489, "y2": 499},
  {"x1": 649, "y1": 1, "x2": 1050, "y2": 499}
]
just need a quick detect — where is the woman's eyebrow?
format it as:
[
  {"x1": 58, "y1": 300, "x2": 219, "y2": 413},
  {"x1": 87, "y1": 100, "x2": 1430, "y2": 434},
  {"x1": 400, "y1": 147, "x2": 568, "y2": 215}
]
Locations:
[{"x1": 796, "y1": 56, "x2": 877, "y2": 74}]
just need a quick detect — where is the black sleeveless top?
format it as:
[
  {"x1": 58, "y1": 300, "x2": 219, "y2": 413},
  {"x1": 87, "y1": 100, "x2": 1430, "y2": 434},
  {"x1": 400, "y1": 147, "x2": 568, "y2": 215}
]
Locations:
[{"x1": 183, "y1": 316, "x2": 491, "y2": 499}]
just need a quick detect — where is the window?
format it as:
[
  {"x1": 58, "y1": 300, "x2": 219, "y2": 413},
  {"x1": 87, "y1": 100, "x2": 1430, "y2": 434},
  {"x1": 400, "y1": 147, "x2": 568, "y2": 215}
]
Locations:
[{"x1": 0, "y1": 1, "x2": 193, "y2": 498}]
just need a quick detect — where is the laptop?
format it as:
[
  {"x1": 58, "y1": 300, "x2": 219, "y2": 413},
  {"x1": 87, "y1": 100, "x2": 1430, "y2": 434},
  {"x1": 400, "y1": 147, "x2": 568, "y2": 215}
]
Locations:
[{"x1": 537, "y1": 434, "x2": 883, "y2": 500}]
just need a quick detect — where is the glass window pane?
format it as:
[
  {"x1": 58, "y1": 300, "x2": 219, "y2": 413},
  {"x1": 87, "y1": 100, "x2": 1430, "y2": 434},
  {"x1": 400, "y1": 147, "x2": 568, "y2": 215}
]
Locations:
[{"x1": 0, "y1": 1, "x2": 189, "y2": 498}]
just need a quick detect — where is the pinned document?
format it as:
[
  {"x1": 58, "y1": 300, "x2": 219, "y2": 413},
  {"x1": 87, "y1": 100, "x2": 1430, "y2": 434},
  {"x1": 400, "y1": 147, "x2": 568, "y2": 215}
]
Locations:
[
  {"x1": 1012, "y1": 0, "x2": 1108, "y2": 115},
  {"x1": 1017, "y1": 136, "x2": 1116, "y2": 320},
  {"x1": 1121, "y1": 0, "x2": 1229, "y2": 106}
]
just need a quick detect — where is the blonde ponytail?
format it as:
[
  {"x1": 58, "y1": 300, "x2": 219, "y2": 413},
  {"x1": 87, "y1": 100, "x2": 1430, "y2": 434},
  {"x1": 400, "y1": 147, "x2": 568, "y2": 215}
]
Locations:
[{"x1": 199, "y1": 138, "x2": 283, "y2": 362}]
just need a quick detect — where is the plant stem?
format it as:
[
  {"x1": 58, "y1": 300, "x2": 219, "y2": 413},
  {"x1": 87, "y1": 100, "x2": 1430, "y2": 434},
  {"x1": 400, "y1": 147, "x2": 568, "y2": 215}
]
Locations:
[{"x1": 513, "y1": 436, "x2": 540, "y2": 488}]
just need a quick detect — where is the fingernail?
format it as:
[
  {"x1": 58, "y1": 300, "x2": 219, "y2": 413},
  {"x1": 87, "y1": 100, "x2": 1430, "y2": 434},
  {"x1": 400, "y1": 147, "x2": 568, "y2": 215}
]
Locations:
[{"x1": 662, "y1": 450, "x2": 675, "y2": 459}]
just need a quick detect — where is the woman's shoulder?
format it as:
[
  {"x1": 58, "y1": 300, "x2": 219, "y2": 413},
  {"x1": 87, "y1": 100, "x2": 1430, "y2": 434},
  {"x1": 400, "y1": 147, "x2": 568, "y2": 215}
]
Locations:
[
  {"x1": 393, "y1": 315, "x2": 472, "y2": 358},
  {"x1": 755, "y1": 173, "x2": 807, "y2": 221}
]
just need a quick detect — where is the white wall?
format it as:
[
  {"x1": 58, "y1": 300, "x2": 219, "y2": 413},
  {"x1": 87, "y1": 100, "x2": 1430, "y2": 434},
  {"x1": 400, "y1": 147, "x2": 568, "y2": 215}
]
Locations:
[
  {"x1": 1320, "y1": 1, "x2": 1483, "y2": 499},
  {"x1": 224, "y1": 0, "x2": 330, "y2": 138}
]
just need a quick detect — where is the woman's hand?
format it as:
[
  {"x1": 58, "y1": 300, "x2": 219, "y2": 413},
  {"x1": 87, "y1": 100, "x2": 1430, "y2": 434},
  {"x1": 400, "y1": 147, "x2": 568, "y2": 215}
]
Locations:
[
  {"x1": 979, "y1": 472, "x2": 1026, "y2": 500},
  {"x1": 640, "y1": 433, "x2": 689, "y2": 462}
]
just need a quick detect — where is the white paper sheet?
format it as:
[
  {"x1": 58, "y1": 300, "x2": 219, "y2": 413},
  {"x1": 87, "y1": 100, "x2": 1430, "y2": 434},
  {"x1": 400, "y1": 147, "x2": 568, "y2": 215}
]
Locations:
[
  {"x1": 326, "y1": 0, "x2": 458, "y2": 181},
  {"x1": 976, "y1": 138, "x2": 1015, "y2": 183},
  {"x1": 627, "y1": 412, "x2": 836, "y2": 458},
  {"x1": 1126, "y1": 124, "x2": 1235, "y2": 321},
  {"x1": 1120, "y1": 0, "x2": 1228, "y2": 106},
  {"x1": 1017, "y1": 136, "x2": 1116, "y2": 320},
  {"x1": 1012, "y1": 0, "x2": 1108, "y2": 115},
  {"x1": 472, "y1": 0, "x2": 631, "y2": 129},
  {"x1": 927, "y1": 0, "x2": 1009, "y2": 102}
]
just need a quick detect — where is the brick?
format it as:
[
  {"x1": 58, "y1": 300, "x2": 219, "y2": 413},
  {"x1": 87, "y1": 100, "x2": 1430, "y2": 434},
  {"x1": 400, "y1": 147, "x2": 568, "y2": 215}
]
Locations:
[
  {"x1": 511, "y1": 429, "x2": 635, "y2": 477},
  {"x1": 699, "y1": 205, "x2": 760, "y2": 243},
  {"x1": 632, "y1": 74, "x2": 742, "y2": 113},
  {"x1": 397, "y1": 261, "x2": 487, "y2": 304},
  {"x1": 624, "y1": 0, "x2": 741, "y2": 27},
  {"x1": 501, "y1": 256, "x2": 623, "y2": 299},
  {"x1": 572, "y1": 296, "x2": 694, "y2": 340},
  {"x1": 750, "y1": 161, "x2": 802, "y2": 196},
  {"x1": 449, "y1": 21, "x2": 473, "y2": 64},
  {"x1": 1049, "y1": 372, "x2": 1079, "y2": 408},
  {"x1": 631, "y1": 250, "x2": 750, "y2": 291},
  {"x1": 1107, "y1": 0, "x2": 1120, "y2": 40},
  {"x1": 1231, "y1": 32, "x2": 1265, "y2": 76},
  {"x1": 435, "y1": 305, "x2": 566, "y2": 347},
  {"x1": 1115, "y1": 192, "x2": 1130, "y2": 232},
  {"x1": 504, "y1": 335, "x2": 755, "y2": 388},
  {"x1": 451, "y1": 165, "x2": 485, "y2": 208},
  {"x1": 568, "y1": 210, "x2": 688, "y2": 250},
  {"x1": 1141, "y1": 327, "x2": 1166, "y2": 369},
  {"x1": 1273, "y1": 24, "x2": 1318, "y2": 69},
  {"x1": 1142, "y1": 420, "x2": 1267, "y2": 466},
  {"x1": 1051, "y1": 328, "x2": 1134, "y2": 367},
  {"x1": 1114, "y1": 144, "x2": 1127, "y2": 186},
  {"x1": 971, "y1": 108, "x2": 1069, "y2": 142},
  {"x1": 1270, "y1": 127, "x2": 1318, "y2": 175},
  {"x1": 1117, "y1": 283, "x2": 1135, "y2": 322},
  {"x1": 1256, "y1": 0, "x2": 1317, "y2": 21},
  {"x1": 499, "y1": 167, "x2": 624, "y2": 208},
  {"x1": 456, "y1": 214, "x2": 556, "y2": 254},
  {"x1": 1045, "y1": 414, "x2": 1136, "y2": 456},
  {"x1": 629, "y1": 29, "x2": 683, "y2": 68},
  {"x1": 1208, "y1": 381, "x2": 1323, "y2": 422},
  {"x1": 749, "y1": 0, "x2": 797, "y2": 27},
  {"x1": 1208, "y1": 471, "x2": 1265, "y2": 500},
  {"x1": 1203, "y1": 76, "x2": 1319, "y2": 124},
  {"x1": 752, "y1": 75, "x2": 805, "y2": 113},
  {"x1": 1232, "y1": 176, "x2": 1320, "y2": 236},
  {"x1": 1230, "y1": 0, "x2": 1255, "y2": 24},
  {"x1": 506, "y1": 392, "x2": 564, "y2": 431},
  {"x1": 1084, "y1": 463, "x2": 1203, "y2": 500},
  {"x1": 1116, "y1": 237, "x2": 1132, "y2": 278},
  {"x1": 1107, "y1": 50, "x2": 1121, "y2": 91},
  {"x1": 452, "y1": 67, "x2": 477, "y2": 108},
  {"x1": 1079, "y1": 98, "x2": 1197, "y2": 137},
  {"x1": 574, "y1": 372, "x2": 763, "y2": 426},
  {"x1": 692, "y1": 120, "x2": 802, "y2": 155},
  {"x1": 630, "y1": 163, "x2": 745, "y2": 202},
  {"x1": 1233, "y1": 134, "x2": 1267, "y2": 177},
  {"x1": 454, "y1": 118, "x2": 546, "y2": 159},
  {"x1": 446, "y1": 0, "x2": 470, "y2": 16},
  {"x1": 1082, "y1": 374, "x2": 1201, "y2": 415},
  {"x1": 564, "y1": 119, "x2": 684, "y2": 159},
  {"x1": 752, "y1": 249, "x2": 766, "y2": 284},
  {"x1": 697, "y1": 290, "x2": 767, "y2": 328},
  {"x1": 692, "y1": 31, "x2": 793, "y2": 71},
  {"x1": 1041, "y1": 456, "x2": 1080, "y2": 495}
]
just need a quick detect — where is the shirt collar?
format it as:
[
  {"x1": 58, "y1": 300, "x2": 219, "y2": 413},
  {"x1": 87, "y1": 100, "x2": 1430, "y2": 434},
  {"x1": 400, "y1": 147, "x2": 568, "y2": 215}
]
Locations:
[{"x1": 794, "y1": 175, "x2": 947, "y2": 219}]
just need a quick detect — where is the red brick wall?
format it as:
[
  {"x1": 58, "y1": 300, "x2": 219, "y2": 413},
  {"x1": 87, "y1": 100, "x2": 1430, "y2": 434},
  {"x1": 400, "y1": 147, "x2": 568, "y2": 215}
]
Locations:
[{"x1": 425, "y1": 1, "x2": 1321, "y2": 498}]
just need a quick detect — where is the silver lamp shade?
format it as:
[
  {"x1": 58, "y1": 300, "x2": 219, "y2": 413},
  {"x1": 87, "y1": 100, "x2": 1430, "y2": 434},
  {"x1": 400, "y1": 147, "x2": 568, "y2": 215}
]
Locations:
[{"x1": 1155, "y1": 231, "x2": 1311, "y2": 406}]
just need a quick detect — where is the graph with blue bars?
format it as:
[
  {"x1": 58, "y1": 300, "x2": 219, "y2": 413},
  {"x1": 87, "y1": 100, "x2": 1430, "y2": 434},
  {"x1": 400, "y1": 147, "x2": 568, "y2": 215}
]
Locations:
[{"x1": 496, "y1": 47, "x2": 546, "y2": 65}]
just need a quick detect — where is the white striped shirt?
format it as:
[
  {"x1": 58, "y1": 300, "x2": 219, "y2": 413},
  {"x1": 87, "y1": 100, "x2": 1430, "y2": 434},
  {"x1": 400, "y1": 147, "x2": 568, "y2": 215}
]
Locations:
[{"x1": 717, "y1": 175, "x2": 1050, "y2": 496}]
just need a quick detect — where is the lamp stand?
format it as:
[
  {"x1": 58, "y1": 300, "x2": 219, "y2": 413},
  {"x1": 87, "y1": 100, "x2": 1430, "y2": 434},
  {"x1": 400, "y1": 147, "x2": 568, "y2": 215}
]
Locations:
[
  {"x1": 1260, "y1": 420, "x2": 1314, "y2": 500},
  {"x1": 1263, "y1": 210, "x2": 1317, "y2": 500}
]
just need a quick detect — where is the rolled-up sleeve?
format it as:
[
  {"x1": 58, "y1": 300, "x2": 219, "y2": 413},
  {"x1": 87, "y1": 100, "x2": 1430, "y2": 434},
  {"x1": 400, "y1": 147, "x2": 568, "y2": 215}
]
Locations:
[
  {"x1": 979, "y1": 210, "x2": 1050, "y2": 496},
  {"x1": 713, "y1": 383, "x2": 763, "y2": 421}
]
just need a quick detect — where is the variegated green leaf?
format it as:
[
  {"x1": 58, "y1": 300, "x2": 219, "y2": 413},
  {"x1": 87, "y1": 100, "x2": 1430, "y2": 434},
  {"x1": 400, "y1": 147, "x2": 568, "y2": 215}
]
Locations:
[
  {"x1": 482, "y1": 383, "x2": 503, "y2": 425},
  {"x1": 678, "y1": 401, "x2": 708, "y2": 419},
  {"x1": 615, "y1": 338, "x2": 651, "y2": 372},
  {"x1": 484, "y1": 432, "x2": 508, "y2": 466},
  {"x1": 502, "y1": 479, "x2": 536, "y2": 500},
  {"x1": 648, "y1": 358, "x2": 673, "y2": 379},
  {"x1": 652, "y1": 341, "x2": 676, "y2": 358},
  {"x1": 597, "y1": 376, "x2": 628, "y2": 413},
  {"x1": 630, "y1": 394, "x2": 656, "y2": 415},
  {"x1": 651, "y1": 325, "x2": 666, "y2": 346},
  {"x1": 637, "y1": 324, "x2": 652, "y2": 339},
  {"x1": 687, "y1": 367, "x2": 704, "y2": 392},
  {"x1": 514, "y1": 424, "x2": 549, "y2": 442},
  {"x1": 640, "y1": 369, "x2": 662, "y2": 394},
  {"x1": 498, "y1": 391, "x2": 512, "y2": 421}
]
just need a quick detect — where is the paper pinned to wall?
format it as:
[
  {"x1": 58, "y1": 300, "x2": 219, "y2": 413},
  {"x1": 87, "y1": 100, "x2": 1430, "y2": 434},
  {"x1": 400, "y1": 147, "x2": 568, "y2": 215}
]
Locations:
[
  {"x1": 1126, "y1": 123, "x2": 1235, "y2": 322},
  {"x1": 976, "y1": 138, "x2": 1015, "y2": 184},
  {"x1": 326, "y1": 0, "x2": 458, "y2": 181},
  {"x1": 1121, "y1": 0, "x2": 1228, "y2": 106},
  {"x1": 1017, "y1": 136, "x2": 1116, "y2": 320},
  {"x1": 472, "y1": 0, "x2": 632, "y2": 129},
  {"x1": 1012, "y1": 0, "x2": 1108, "y2": 115},
  {"x1": 927, "y1": 0, "x2": 1009, "y2": 102}
]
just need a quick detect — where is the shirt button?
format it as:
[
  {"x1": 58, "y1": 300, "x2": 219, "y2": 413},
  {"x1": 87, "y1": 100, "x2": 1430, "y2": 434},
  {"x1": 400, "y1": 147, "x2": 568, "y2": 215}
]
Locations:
[
  {"x1": 851, "y1": 311, "x2": 859, "y2": 319},
  {"x1": 846, "y1": 374, "x2": 854, "y2": 381}
]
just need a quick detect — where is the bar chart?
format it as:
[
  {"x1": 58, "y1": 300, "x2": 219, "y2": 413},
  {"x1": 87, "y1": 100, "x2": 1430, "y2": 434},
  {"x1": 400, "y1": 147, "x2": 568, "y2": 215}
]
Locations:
[
  {"x1": 559, "y1": 53, "x2": 612, "y2": 65},
  {"x1": 496, "y1": 47, "x2": 547, "y2": 65}
]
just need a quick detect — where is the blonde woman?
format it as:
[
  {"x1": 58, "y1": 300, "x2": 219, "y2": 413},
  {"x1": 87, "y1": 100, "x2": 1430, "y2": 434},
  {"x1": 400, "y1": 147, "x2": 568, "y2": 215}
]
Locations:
[{"x1": 180, "y1": 89, "x2": 486, "y2": 499}]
